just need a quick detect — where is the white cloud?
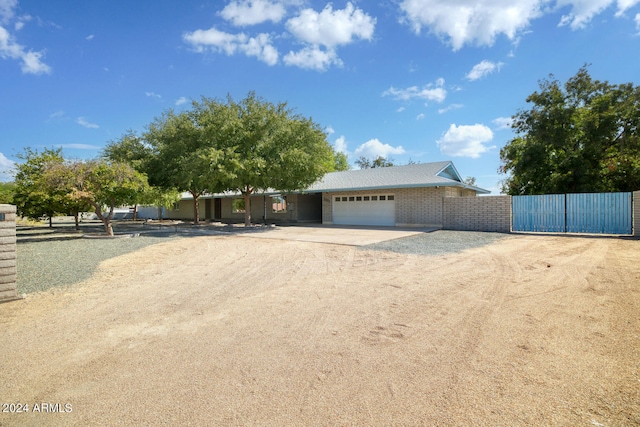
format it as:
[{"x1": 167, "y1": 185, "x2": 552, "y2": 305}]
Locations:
[
  {"x1": 396, "y1": 107, "x2": 405, "y2": 112},
  {"x1": 0, "y1": 25, "x2": 51, "y2": 74},
  {"x1": 76, "y1": 117, "x2": 99, "y2": 129},
  {"x1": 0, "y1": 152, "x2": 16, "y2": 181},
  {"x1": 220, "y1": 0, "x2": 287, "y2": 26},
  {"x1": 399, "y1": 0, "x2": 544, "y2": 50},
  {"x1": 354, "y1": 138, "x2": 405, "y2": 158},
  {"x1": 183, "y1": 27, "x2": 278, "y2": 66},
  {"x1": 416, "y1": 113, "x2": 425, "y2": 120},
  {"x1": 466, "y1": 60, "x2": 504, "y2": 81},
  {"x1": 145, "y1": 91, "x2": 162, "y2": 99},
  {"x1": 634, "y1": 12, "x2": 640, "y2": 31},
  {"x1": 437, "y1": 123, "x2": 495, "y2": 158},
  {"x1": 382, "y1": 78, "x2": 447, "y2": 103},
  {"x1": 283, "y1": 46, "x2": 340, "y2": 71},
  {"x1": 325, "y1": 125, "x2": 335, "y2": 135},
  {"x1": 557, "y1": 0, "x2": 640, "y2": 29},
  {"x1": 438, "y1": 103, "x2": 463, "y2": 114},
  {"x1": 492, "y1": 116, "x2": 513, "y2": 130},
  {"x1": 286, "y1": 2, "x2": 375, "y2": 48},
  {"x1": 334, "y1": 135, "x2": 348, "y2": 154},
  {"x1": 0, "y1": 0, "x2": 17, "y2": 24},
  {"x1": 49, "y1": 110, "x2": 65, "y2": 119},
  {"x1": 86, "y1": 34, "x2": 94, "y2": 40},
  {"x1": 175, "y1": 96, "x2": 187, "y2": 106},
  {"x1": 399, "y1": 0, "x2": 639, "y2": 49}
]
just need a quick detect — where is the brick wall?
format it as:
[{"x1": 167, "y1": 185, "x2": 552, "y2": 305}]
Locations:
[
  {"x1": 443, "y1": 196, "x2": 511, "y2": 233},
  {"x1": 395, "y1": 187, "x2": 446, "y2": 227},
  {"x1": 0, "y1": 204, "x2": 18, "y2": 303},
  {"x1": 635, "y1": 191, "x2": 640, "y2": 237}
]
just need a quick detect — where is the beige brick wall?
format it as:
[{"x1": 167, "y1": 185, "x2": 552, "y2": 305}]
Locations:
[
  {"x1": 443, "y1": 196, "x2": 511, "y2": 232},
  {"x1": 634, "y1": 191, "x2": 640, "y2": 237},
  {"x1": 395, "y1": 187, "x2": 447, "y2": 227},
  {"x1": 0, "y1": 204, "x2": 18, "y2": 303}
]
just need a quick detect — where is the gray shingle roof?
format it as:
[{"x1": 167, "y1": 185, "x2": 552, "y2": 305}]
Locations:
[{"x1": 306, "y1": 161, "x2": 490, "y2": 194}]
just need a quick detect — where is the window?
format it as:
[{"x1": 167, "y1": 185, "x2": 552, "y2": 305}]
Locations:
[
  {"x1": 335, "y1": 197, "x2": 340, "y2": 202},
  {"x1": 371, "y1": 196, "x2": 378, "y2": 201},
  {"x1": 380, "y1": 195, "x2": 386, "y2": 201},
  {"x1": 341, "y1": 197, "x2": 347, "y2": 202},
  {"x1": 232, "y1": 198, "x2": 245, "y2": 213},
  {"x1": 388, "y1": 195, "x2": 394, "y2": 201},
  {"x1": 356, "y1": 196, "x2": 362, "y2": 201},
  {"x1": 348, "y1": 196, "x2": 355, "y2": 201},
  {"x1": 364, "y1": 196, "x2": 370, "y2": 201},
  {"x1": 272, "y1": 196, "x2": 287, "y2": 213}
]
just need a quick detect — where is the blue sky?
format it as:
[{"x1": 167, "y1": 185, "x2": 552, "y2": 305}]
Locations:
[{"x1": 1, "y1": 0, "x2": 639, "y2": 193}]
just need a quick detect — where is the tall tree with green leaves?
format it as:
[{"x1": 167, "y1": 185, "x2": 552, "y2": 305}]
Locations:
[
  {"x1": 0, "y1": 182, "x2": 15, "y2": 204},
  {"x1": 499, "y1": 66, "x2": 640, "y2": 194},
  {"x1": 43, "y1": 160, "x2": 149, "y2": 236},
  {"x1": 144, "y1": 108, "x2": 232, "y2": 224},
  {"x1": 200, "y1": 92, "x2": 336, "y2": 226}
]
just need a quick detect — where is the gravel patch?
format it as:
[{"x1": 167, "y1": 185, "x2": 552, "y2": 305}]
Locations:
[
  {"x1": 16, "y1": 234, "x2": 182, "y2": 294},
  {"x1": 360, "y1": 230, "x2": 510, "y2": 256}
]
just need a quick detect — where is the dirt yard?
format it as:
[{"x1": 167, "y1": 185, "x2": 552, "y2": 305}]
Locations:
[{"x1": 1, "y1": 231, "x2": 639, "y2": 426}]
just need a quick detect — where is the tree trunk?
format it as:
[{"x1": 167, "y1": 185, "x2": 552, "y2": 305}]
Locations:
[
  {"x1": 157, "y1": 206, "x2": 163, "y2": 221},
  {"x1": 243, "y1": 187, "x2": 252, "y2": 226},
  {"x1": 73, "y1": 212, "x2": 80, "y2": 230},
  {"x1": 132, "y1": 204, "x2": 138, "y2": 221},
  {"x1": 94, "y1": 203, "x2": 115, "y2": 236},
  {"x1": 192, "y1": 194, "x2": 199, "y2": 224},
  {"x1": 48, "y1": 216, "x2": 53, "y2": 228}
]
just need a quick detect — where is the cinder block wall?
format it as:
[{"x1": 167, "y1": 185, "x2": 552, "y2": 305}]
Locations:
[
  {"x1": 0, "y1": 204, "x2": 18, "y2": 303},
  {"x1": 396, "y1": 187, "x2": 446, "y2": 227},
  {"x1": 443, "y1": 196, "x2": 512, "y2": 233},
  {"x1": 634, "y1": 191, "x2": 640, "y2": 237}
]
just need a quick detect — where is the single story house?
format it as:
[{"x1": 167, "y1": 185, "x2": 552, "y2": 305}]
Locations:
[{"x1": 165, "y1": 161, "x2": 490, "y2": 228}]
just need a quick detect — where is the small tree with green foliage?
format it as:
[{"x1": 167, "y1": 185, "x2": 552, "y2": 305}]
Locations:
[
  {"x1": 0, "y1": 182, "x2": 15, "y2": 204},
  {"x1": 43, "y1": 160, "x2": 149, "y2": 236}
]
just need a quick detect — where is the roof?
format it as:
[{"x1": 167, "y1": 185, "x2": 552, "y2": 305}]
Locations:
[
  {"x1": 181, "y1": 161, "x2": 490, "y2": 199},
  {"x1": 306, "y1": 161, "x2": 490, "y2": 194}
]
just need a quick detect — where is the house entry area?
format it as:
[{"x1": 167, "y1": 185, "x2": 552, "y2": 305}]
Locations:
[{"x1": 332, "y1": 194, "x2": 395, "y2": 226}]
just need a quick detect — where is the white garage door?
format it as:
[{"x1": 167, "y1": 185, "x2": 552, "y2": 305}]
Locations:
[{"x1": 332, "y1": 194, "x2": 395, "y2": 226}]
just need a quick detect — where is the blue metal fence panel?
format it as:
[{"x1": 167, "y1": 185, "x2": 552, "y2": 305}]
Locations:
[
  {"x1": 566, "y1": 192, "x2": 632, "y2": 234},
  {"x1": 512, "y1": 194, "x2": 565, "y2": 232}
]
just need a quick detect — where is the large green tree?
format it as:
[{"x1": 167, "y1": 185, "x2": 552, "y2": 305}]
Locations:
[
  {"x1": 197, "y1": 93, "x2": 336, "y2": 226},
  {"x1": 43, "y1": 160, "x2": 149, "y2": 236},
  {"x1": 500, "y1": 66, "x2": 640, "y2": 195},
  {"x1": 355, "y1": 156, "x2": 394, "y2": 169},
  {"x1": 144, "y1": 108, "x2": 232, "y2": 224}
]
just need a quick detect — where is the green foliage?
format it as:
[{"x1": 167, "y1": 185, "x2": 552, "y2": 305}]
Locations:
[
  {"x1": 13, "y1": 147, "x2": 69, "y2": 225},
  {"x1": 43, "y1": 160, "x2": 149, "y2": 235},
  {"x1": 333, "y1": 152, "x2": 350, "y2": 171},
  {"x1": 355, "y1": 156, "x2": 394, "y2": 169},
  {"x1": 500, "y1": 66, "x2": 640, "y2": 194},
  {"x1": 0, "y1": 181, "x2": 15, "y2": 204}
]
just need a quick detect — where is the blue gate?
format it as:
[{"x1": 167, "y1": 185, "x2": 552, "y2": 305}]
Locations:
[
  {"x1": 512, "y1": 192, "x2": 633, "y2": 235},
  {"x1": 512, "y1": 194, "x2": 565, "y2": 232}
]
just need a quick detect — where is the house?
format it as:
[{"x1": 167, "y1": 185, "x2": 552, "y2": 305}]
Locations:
[{"x1": 166, "y1": 161, "x2": 490, "y2": 228}]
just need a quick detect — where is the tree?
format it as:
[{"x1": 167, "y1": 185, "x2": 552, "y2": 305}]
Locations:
[
  {"x1": 334, "y1": 152, "x2": 350, "y2": 171},
  {"x1": 355, "y1": 156, "x2": 394, "y2": 169},
  {"x1": 103, "y1": 131, "x2": 178, "y2": 221},
  {"x1": 463, "y1": 176, "x2": 476, "y2": 186},
  {"x1": 43, "y1": 160, "x2": 149, "y2": 236},
  {"x1": 196, "y1": 92, "x2": 336, "y2": 226},
  {"x1": 0, "y1": 182, "x2": 15, "y2": 204},
  {"x1": 144, "y1": 108, "x2": 231, "y2": 224},
  {"x1": 12, "y1": 148, "x2": 69, "y2": 227},
  {"x1": 499, "y1": 66, "x2": 640, "y2": 195}
]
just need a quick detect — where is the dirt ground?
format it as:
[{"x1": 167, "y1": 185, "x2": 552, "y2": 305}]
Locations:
[{"x1": 1, "y1": 232, "x2": 639, "y2": 426}]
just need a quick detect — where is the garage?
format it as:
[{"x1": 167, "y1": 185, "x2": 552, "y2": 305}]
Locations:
[{"x1": 332, "y1": 194, "x2": 395, "y2": 226}]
